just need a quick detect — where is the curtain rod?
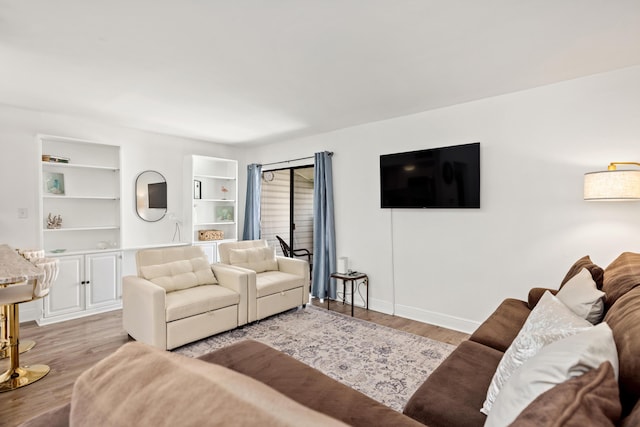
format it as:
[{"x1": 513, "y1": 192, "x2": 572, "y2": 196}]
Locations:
[{"x1": 261, "y1": 151, "x2": 333, "y2": 167}]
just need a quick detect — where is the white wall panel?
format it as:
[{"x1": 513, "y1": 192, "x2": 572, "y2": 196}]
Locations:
[{"x1": 239, "y1": 65, "x2": 640, "y2": 332}]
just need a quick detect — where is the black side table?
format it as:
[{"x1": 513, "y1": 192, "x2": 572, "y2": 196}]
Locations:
[{"x1": 329, "y1": 272, "x2": 369, "y2": 316}]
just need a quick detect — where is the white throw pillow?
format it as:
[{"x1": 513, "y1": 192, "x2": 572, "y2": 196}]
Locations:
[
  {"x1": 140, "y1": 257, "x2": 217, "y2": 292},
  {"x1": 485, "y1": 322, "x2": 619, "y2": 427},
  {"x1": 228, "y1": 246, "x2": 278, "y2": 273},
  {"x1": 556, "y1": 267, "x2": 605, "y2": 324},
  {"x1": 480, "y1": 291, "x2": 592, "y2": 415}
]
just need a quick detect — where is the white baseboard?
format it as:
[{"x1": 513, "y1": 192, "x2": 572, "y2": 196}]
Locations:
[
  {"x1": 394, "y1": 303, "x2": 479, "y2": 334},
  {"x1": 369, "y1": 297, "x2": 394, "y2": 315}
]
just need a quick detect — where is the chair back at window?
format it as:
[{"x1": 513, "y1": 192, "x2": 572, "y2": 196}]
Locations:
[{"x1": 276, "y1": 235, "x2": 291, "y2": 257}]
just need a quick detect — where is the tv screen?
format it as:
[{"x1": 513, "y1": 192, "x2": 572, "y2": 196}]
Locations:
[
  {"x1": 148, "y1": 182, "x2": 167, "y2": 209},
  {"x1": 380, "y1": 142, "x2": 480, "y2": 208}
]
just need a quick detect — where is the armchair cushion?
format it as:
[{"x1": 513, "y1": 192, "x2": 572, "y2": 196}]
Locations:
[
  {"x1": 140, "y1": 257, "x2": 217, "y2": 292},
  {"x1": 257, "y1": 271, "x2": 307, "y2": 297},
  {"x1": 165, "y1": 284, "x2": 240, "y2": 322},
  {"x1": 228, "y1": 246, "x2": 278, "y2": 273}
]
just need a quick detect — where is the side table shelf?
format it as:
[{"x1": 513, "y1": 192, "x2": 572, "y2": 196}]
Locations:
[{"x1": 329, "y1": 272, "x2": 369, "y2": 317}]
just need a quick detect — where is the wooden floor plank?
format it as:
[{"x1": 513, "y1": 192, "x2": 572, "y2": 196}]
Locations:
[{"x1": 1, "y1": 300, "x2": 468, "y2": 426}]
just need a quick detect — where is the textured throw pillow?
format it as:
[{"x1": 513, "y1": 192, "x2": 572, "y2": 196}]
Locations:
[
  {"x1": 228, "y1": 246, "x2": 278, "y2": 273},
  {"x1": 485, "y1": 323, "x2": 619, "y2": 427},
  {"x1": 140, "y1": 257, "x2": 217, "y2": 292},
  {"x1": 508, "y1": 361, "x2": 620, "y2": 427},
  {"x1": 480, "y1": 291, "x2": 593, "y2": 415},
  {"x1": 560, "y1": 255, "x2": 604, "y2": 290},
  {"x1": 556, "y1": 268, "x2": 606, "y2": 324}
]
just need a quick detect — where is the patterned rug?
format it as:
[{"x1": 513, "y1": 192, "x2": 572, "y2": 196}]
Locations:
[{"x1": 174, "y1": 305, "x2": 455, "y2": 411}]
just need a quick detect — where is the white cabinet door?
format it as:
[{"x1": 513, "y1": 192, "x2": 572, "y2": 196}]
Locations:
[
  {"x1": 44, "y1": 254, "x2": 84, "y2": 318},
  {"x1": 85, "y1": 252, "x2": 120, "y2": 310}
]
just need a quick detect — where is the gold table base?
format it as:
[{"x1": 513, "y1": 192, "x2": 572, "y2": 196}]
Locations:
[
  {"x1": 0, "y1": 341, "x2": 35, "y2": 358},
  {"x1": 0, "y1": 364, "x2": 50, "y2": 392},
  {"x1": 0, "y1": 303, "x2": 49, "y2": 392}
]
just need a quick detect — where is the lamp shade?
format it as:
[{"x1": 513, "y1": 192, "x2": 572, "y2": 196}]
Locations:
[{"x1": 584, "y1": 170, "x2": 640, "y2": 200}]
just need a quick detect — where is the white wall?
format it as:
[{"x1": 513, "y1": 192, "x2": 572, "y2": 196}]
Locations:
[
  {"x1": 239, "y1": 65, "x2": 640, "y2": 333},
  {"x1": 0, "y1": 104, "x2": 240, "y2": 320},
  {"x1": 3, "y1": 66, "x2": 639, "y2": 331}
]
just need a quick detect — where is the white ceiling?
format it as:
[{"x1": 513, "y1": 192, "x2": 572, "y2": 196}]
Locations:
[{"x1": 2, "y1": 1, "x2": 640, "y2": 145}]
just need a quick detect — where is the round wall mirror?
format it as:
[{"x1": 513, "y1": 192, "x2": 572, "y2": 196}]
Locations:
[{"x1": 135, "y1": 170, "x2": 167, "y2": 222}]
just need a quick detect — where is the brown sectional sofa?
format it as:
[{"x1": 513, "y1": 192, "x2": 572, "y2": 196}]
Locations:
[
  {"x1": 21, "y1": 253, "x2": 640, "y2": 426},
  {"x1": 404, "y1": 253, "x2": 640, "y2": 426}
]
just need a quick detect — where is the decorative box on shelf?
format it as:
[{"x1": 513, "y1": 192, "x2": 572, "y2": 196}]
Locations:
[{"x1": 198, "y1": 229, "x2": 224, "y2": 241}]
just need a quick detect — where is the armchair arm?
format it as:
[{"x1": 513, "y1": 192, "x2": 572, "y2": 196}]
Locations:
[
  {"x1": 277, "y1": 256, "x2": 308, "y2": 277},
  {"x1": 122, "y1": 275, "x2": 167, "y2": 349},
  {"x1": 212, "y1": 264, "x2": 249, "y2": 326},
  {"x1": 212, "y1": 263, "x2": 258, "y2": 323},
  {"x1": 276, "y1": 257, "x2": 310, "y2": 304}
]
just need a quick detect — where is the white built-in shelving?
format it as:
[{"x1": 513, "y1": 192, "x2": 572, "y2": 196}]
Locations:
[
  {"x1": 37, "y1": 134, "x2": 122, "y2": 324},
  {"x1": 184, "y1": 155, "x2": 238, "y2": 262}
]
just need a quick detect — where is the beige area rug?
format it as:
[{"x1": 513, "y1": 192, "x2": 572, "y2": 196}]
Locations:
[{"x1": 175, "y1": 305, "x2": 455, "y2": 411}]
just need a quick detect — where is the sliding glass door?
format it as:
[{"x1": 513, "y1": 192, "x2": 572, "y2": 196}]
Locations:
[{"x1": 260, "y1": 166, "x2": 314, "y2": 259}]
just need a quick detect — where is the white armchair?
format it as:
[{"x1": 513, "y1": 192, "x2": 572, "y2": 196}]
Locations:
[
  {"x1": 217, "y1": 240, "x2": 310, "y2": 323},
  {"x1": 122, "y1": 246, "x2": 248, "y2": 350}
]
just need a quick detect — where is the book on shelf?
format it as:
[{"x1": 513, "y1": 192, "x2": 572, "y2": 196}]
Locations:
[{"x1": 42, "y1": 154, "x2": 71, "y2": 163}]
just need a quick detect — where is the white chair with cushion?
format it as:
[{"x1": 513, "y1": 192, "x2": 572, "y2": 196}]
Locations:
[
  {"x1": 122, "y1": 246, "x2": 249, "y2": 350},
  {"x1": 1, "y1": 256, "x2": 58, "y2": 358},
  {"x1": 217, "y1": 240, "x2": 310, "y2": 323}
]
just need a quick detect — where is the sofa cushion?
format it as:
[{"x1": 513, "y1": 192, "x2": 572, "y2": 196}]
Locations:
[
  {"x1": 140, "y1": 257, "x2": 217, "y2": 292},
  {"x1": 622, "y1": 400, "x2": 640, "y2": 427},
  {"x1": 509, "y1": 361, "x2": 620, "y2": 427},
  {"x1": 527, "y1": 287, "x2": 558, "y2": 309},
  {"x1": 481, "y1": 291, "x2": 593, "y2": 415},
  {"x1": 469, "y1": 298, "x2": 531, "y2": 353},
  {"x1": 70, "y1": 342, "x2": 348, "y2": 427},
  {"x1": 165, "y1": 284, "x2": 240, "y2": 322},
  {"x1": 604, "y1": 286, "x2": 640, "y2": 415},
  {"x1": 560, "y1": 255, "x2": 604, "y2": 290},
  {"x1": 556, "y1": 267, "x2": 605, "y2": 324},
  {"x1": 200, "y1": 339, "x2": 424, "y2": 427},
  {"x1": 256, "y1": 271, "x2": 305, "y2": 297},
  {"x1": 403, "y1": 340, "x2": 500, "y2": 427},
  {"x1": 603, "y1": 252, "x2": 640, "y2": 309},
  {"x1": 485, "y1": 323, "x2": 619, "y2": 426},
  {"x1": 228, "y1": 246, "x2": 278, "y2": 273}
]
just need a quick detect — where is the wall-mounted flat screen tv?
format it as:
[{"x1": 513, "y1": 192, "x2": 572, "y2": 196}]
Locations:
[
  {"x1": 380, "y1": 142, "x2": 480, "y2": 208},
  {"x1": 148, "y1": 182, "x2": 167, "y2": 209}
]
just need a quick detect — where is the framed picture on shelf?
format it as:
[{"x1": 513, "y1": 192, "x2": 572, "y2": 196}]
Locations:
[
  {"x1": 44, "y1": 172, "x2": 65, "y2": 195},
  {"x1": 215, "y1": 206, "x2": 234, "y2": 222},
  {"x1": 194, "y1": 180, "x2": 202, "y2": 199}
]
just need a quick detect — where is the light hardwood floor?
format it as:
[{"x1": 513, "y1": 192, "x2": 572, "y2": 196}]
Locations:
[{"x1": 1, "y1": 301, "x2": 468, "y2": 426}]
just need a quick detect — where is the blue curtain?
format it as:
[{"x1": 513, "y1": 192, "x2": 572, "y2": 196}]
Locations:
[
  {"x1": 312, "y1": 152, "x2": 337, "y2": 299},
  {"x1": 242, "y1": 163, "x2": 262, "y2": 240}
]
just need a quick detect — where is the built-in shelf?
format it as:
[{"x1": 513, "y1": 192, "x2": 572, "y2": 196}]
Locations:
[
  {"x1": 44, "y1": 195, "x2": 119, "y2": 200},
  {"x1": 38, "y1": 134, "x2": 123, "y2": 325},
  {"x1": 184, "y1": 155, "x2": 238, "y2": 263},
  {"x1": 42, "y1": 162, "x2": 119, "y2": 172}
]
